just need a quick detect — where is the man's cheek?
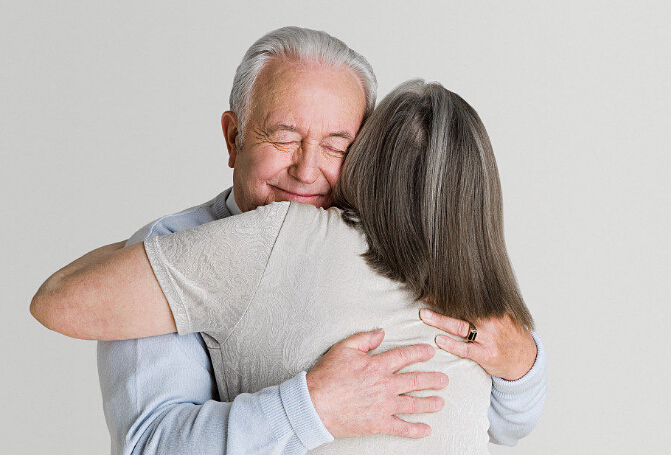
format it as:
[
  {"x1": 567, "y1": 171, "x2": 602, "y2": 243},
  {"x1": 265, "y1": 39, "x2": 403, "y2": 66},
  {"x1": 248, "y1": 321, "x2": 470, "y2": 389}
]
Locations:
[
  {"x1": 326, "y1": 167, "x2": 343, "y2": 189},
  {"x1": 252, "y1": 156, "x2": 287, "y2": 183}
]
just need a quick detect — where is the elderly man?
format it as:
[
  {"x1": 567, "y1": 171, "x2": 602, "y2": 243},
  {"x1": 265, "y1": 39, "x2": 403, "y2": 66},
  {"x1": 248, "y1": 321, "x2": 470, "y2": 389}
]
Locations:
[{"x1": 32, "y1": 27, "x2": 546, "y2": 454}]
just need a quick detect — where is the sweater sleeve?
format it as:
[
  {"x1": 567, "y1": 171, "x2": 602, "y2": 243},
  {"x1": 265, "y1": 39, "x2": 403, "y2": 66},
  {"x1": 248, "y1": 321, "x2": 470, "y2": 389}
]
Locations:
[
  {"x1": 144, "y1": 202, "x2": 290, "y2": 335},
  {"x1": 487, "y1": 332, "x2": 547, "y2": 445},
  {"x1": 99, "y1": 334, "x2": 332, "y2": 455}
]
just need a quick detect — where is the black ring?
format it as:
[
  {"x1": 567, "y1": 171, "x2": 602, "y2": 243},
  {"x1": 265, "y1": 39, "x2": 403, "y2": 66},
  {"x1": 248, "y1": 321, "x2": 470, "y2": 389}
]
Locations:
[{"x1": 467, "y1": 323, "x2": 477, "y2": 342}]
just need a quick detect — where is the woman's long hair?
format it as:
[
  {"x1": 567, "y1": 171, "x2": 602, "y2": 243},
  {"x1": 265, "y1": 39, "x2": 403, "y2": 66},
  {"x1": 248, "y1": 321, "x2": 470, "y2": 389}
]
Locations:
[{"x1": 334, "y1": 80, "x2": 534, "y2": 329}]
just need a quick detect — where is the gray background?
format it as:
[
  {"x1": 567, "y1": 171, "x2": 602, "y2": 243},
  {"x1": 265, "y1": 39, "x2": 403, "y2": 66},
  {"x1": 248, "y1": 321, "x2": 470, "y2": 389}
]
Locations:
[{"x1": 2, "y1": 1, "x2": 669, "y2": 453}]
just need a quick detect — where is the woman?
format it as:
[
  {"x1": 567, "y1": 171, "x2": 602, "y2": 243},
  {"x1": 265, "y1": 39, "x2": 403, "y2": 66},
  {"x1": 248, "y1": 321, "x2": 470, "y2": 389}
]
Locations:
[{"x1": 33, "y1": 80, "x2": 533, "y2": 454}]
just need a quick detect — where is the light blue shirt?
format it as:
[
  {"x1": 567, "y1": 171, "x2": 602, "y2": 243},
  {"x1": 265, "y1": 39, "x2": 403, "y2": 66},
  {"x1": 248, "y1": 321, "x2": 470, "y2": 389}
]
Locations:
[{"x1": 97, "y1": 188, "x2": 546, "y2": 454}]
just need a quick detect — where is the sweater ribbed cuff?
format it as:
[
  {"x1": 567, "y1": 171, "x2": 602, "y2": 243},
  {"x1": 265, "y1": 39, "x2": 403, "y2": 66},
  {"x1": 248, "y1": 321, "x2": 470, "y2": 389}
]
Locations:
[
  {"x1": 258, "y1": 372, "x2": 333, "y2": 451},
  {"x1": 280, "y1": 371, "x2": 334, "y2": 450},
  {"x1": 492, "y1": 332, "x2": 547, "y2": 395}
]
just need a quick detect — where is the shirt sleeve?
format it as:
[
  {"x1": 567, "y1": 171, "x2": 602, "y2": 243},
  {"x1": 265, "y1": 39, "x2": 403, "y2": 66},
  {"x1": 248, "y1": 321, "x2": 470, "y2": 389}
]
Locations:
[
  {"x1": 487, "y1": 332, "x2": 547, "y2": 446},
  {"x1": 144, "y1": 201, "x2": 290, "y2": 335}
]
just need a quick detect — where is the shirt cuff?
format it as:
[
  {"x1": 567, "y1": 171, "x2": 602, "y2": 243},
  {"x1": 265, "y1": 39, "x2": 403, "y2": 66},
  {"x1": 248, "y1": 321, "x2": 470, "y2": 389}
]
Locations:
[
  {"x1": 258, "y1": 371, "x2": 334, "y2": 451},
  {"x1": 492, "y1": 332, "x2": 547, "y2": 395}
]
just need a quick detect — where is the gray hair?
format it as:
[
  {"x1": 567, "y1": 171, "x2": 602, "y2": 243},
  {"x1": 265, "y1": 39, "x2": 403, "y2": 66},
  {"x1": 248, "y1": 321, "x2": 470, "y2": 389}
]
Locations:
[
  {"x1": 229, "y1": 26, "x2": 377, "y2": 148},
  {"x1": 334, "y1": 80, "x2": 534, "y2": 329}
]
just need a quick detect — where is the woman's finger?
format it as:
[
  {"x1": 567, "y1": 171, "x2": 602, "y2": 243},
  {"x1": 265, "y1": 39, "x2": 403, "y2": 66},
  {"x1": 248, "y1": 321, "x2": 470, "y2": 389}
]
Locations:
[
  {"x1": 420, "y1": 309, "x2": 471, "y2": 338},
  {"x1": 435, "y1": 334, "x2": 485, "y2": 364}
]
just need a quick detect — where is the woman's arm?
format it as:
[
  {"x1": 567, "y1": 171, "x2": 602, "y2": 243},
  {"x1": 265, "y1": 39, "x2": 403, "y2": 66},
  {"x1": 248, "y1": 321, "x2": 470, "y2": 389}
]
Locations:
[
  {"x1": 32, "y1": 202, "x2": 291, "y2": 341},
  {"x1": 30, "y1": 241, "x2": 176, "y2": 340}
]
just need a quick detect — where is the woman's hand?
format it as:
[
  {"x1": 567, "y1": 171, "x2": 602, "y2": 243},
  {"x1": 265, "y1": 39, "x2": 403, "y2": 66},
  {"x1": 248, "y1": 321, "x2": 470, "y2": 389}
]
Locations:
[{"x1": 419, "y1": 309, "x2": 537, "y2": 381}]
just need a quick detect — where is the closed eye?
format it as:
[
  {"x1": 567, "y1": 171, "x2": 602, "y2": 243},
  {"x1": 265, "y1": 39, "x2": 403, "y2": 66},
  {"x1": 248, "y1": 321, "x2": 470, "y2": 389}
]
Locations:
[
  {"x1": 323, "y1": 146, "x2": 347, "y2": 157},
  {"x1": 272, "y1": 141, "x2": 301, "y2": 152}
]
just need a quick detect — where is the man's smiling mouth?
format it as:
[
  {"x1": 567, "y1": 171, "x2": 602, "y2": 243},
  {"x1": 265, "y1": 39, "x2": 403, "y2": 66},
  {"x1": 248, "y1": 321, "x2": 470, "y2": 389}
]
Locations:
[{"x1": 270, "y1": 186, "x2": 325, "y2": 199}]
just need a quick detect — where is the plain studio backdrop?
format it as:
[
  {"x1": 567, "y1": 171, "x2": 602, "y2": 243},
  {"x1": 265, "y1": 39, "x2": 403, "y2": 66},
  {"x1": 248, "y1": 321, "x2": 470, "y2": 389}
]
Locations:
[{"x1": 2, "y1": 1, "x2": 669, "y2": 454}]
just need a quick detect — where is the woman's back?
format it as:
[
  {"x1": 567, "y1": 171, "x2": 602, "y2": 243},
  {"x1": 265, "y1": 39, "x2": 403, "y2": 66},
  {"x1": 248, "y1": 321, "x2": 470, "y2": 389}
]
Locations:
[{"x1": 204, "y1": 202, "x2": 492, "y2": 454}]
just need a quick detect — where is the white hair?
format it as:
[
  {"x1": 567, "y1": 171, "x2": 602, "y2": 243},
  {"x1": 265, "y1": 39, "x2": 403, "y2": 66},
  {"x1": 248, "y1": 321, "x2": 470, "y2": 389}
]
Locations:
[{"x1": 229, "y1": 26, "x2": 377, "y2": 148}]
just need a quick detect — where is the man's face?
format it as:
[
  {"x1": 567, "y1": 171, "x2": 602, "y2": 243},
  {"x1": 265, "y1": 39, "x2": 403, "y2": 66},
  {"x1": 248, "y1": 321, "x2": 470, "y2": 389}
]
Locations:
[{"x1": 223, "y1": 59, "x2": 366, "y2": 212}]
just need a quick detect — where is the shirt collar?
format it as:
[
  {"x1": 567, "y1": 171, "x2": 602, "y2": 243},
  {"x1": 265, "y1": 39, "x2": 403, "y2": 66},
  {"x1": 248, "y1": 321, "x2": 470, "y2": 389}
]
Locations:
[{"x1": 226, "y1": 188, "x2": 243, "y2": 215}]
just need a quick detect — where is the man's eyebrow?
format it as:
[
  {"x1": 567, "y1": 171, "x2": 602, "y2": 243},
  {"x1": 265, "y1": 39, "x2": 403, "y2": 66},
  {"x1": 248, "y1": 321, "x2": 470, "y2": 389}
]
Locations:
[
  {"x1": 327, "y1": 131, "x2": 354, "y2": 140},
  {"x1": 265, "y1": 123, "x2": 300, "y2": 134},
  {"x1": 264, "y1": 124, "x2": 353, "y2": 141}
]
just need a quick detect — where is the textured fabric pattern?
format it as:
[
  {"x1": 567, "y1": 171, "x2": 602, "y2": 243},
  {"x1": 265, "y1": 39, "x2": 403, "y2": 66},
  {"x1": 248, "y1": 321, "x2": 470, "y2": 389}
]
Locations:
[
  {"x1": 99, "y1": 190, "x2": 332, "y2": 455},
  {"x1": 149, "y1": 201, "x2": 493, "y2": 454},
  {"x1": 145, "y1": 201, "x2": 290, "y2": 336}
]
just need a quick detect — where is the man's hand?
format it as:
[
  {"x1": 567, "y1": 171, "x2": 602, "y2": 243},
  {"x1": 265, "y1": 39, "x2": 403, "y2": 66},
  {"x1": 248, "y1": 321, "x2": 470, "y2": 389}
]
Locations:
[
  {"x1": 420, "y1": 310, "x2": 537, "y2": 381},
  {"x1": 306, "y1": 329, "x2": 448, "y2": 439}
]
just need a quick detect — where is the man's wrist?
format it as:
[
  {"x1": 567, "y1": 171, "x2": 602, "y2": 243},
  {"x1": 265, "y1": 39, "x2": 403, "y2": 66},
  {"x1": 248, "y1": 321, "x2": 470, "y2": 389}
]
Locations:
[{"x1": 282, "y1": 372, "x2": 334, "y2": 449}]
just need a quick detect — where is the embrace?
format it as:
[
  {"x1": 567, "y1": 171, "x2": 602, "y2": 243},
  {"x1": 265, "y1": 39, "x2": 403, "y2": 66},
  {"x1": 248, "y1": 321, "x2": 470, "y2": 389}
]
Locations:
[{"x1": 32, "y1": 26, "x2": 546, "y2": 454}]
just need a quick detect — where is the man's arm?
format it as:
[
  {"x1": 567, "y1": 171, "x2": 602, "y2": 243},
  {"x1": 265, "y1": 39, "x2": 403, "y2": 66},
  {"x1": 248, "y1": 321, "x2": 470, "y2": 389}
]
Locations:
[
  {"x1": 99, "y1": 332, "x2": 333, "y2": 455},
  {"x1": 100, "y1": 326, "x2": 446, "y2": 455}
]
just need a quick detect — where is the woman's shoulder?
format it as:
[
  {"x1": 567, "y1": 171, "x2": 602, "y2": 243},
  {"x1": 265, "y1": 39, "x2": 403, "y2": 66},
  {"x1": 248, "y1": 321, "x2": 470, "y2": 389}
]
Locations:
[
  {"x1": 281, "y1": 201, "x2": 364, "y2": 250},
  {"x1": 285, "y1": 201, "x2": 348, "y2": 228},
  {"x1": 286, "y1": 201, "x2": 342, "y2": 217}
]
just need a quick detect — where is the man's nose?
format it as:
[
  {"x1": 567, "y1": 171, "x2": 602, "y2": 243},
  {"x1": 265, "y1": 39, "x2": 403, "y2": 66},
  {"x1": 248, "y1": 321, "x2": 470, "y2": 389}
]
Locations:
[{"x1": 288, "y1": 142, "x2": 320, "y2": 184}]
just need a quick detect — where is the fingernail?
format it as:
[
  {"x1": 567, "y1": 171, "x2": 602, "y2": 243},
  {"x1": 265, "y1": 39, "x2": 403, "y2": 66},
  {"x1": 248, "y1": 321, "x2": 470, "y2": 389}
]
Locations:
[
  {"x1": 440, "y1": 374, "x2": 449, "y2": 384},
  {"x1": 436, "y1": 335, "x2": 447, "y2": 347},
  {"x1": 420, "y1": 309, "x2": 432, "y2": 320},
  {"x1": 372, "y1": 328, "x2": 384, "y2": 334}
]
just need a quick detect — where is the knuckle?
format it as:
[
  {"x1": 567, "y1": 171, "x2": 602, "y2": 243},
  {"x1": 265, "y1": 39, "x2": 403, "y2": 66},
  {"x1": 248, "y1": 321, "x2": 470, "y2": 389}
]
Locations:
[
  {"x1": 411, "y1": 372, "x2": 421, "y2": 389},
  {"x1": 408, "y1": 398, "x2": 418, "y2": 414},
  {"x1": 381, "y1": 377, "x2": 395, "y2": 397},
  {"x1": 368, "y1": 359, "x2": 385, "y2": 378},
  {"x1": 398, "y1": 347, "x2": 413, "y2": 363},
  {"x1": 397, "y1": 423, "x2": 411, "y2": 438},
  {"x1": 464, "y1": 344, "x2": 473, "y2": 358},
  {"x1": 383, "y1": 421, "x2": 397, "y2": 436},
  {"x1": 459, "y1": 321, "x2": 470, "y2": 337}
]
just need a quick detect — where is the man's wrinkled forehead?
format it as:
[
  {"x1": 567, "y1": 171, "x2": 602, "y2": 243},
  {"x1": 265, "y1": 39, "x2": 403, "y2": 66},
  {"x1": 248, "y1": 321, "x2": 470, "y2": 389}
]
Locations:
[{"x1": 248, "y1": 59, "x2": 366, "y2": 140}]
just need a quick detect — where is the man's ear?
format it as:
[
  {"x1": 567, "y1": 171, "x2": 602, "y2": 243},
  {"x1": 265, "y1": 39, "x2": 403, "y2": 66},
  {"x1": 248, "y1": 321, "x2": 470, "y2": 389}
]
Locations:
[{"x1": 221, "y1": 111, "x2": 239, "y2": 168}]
